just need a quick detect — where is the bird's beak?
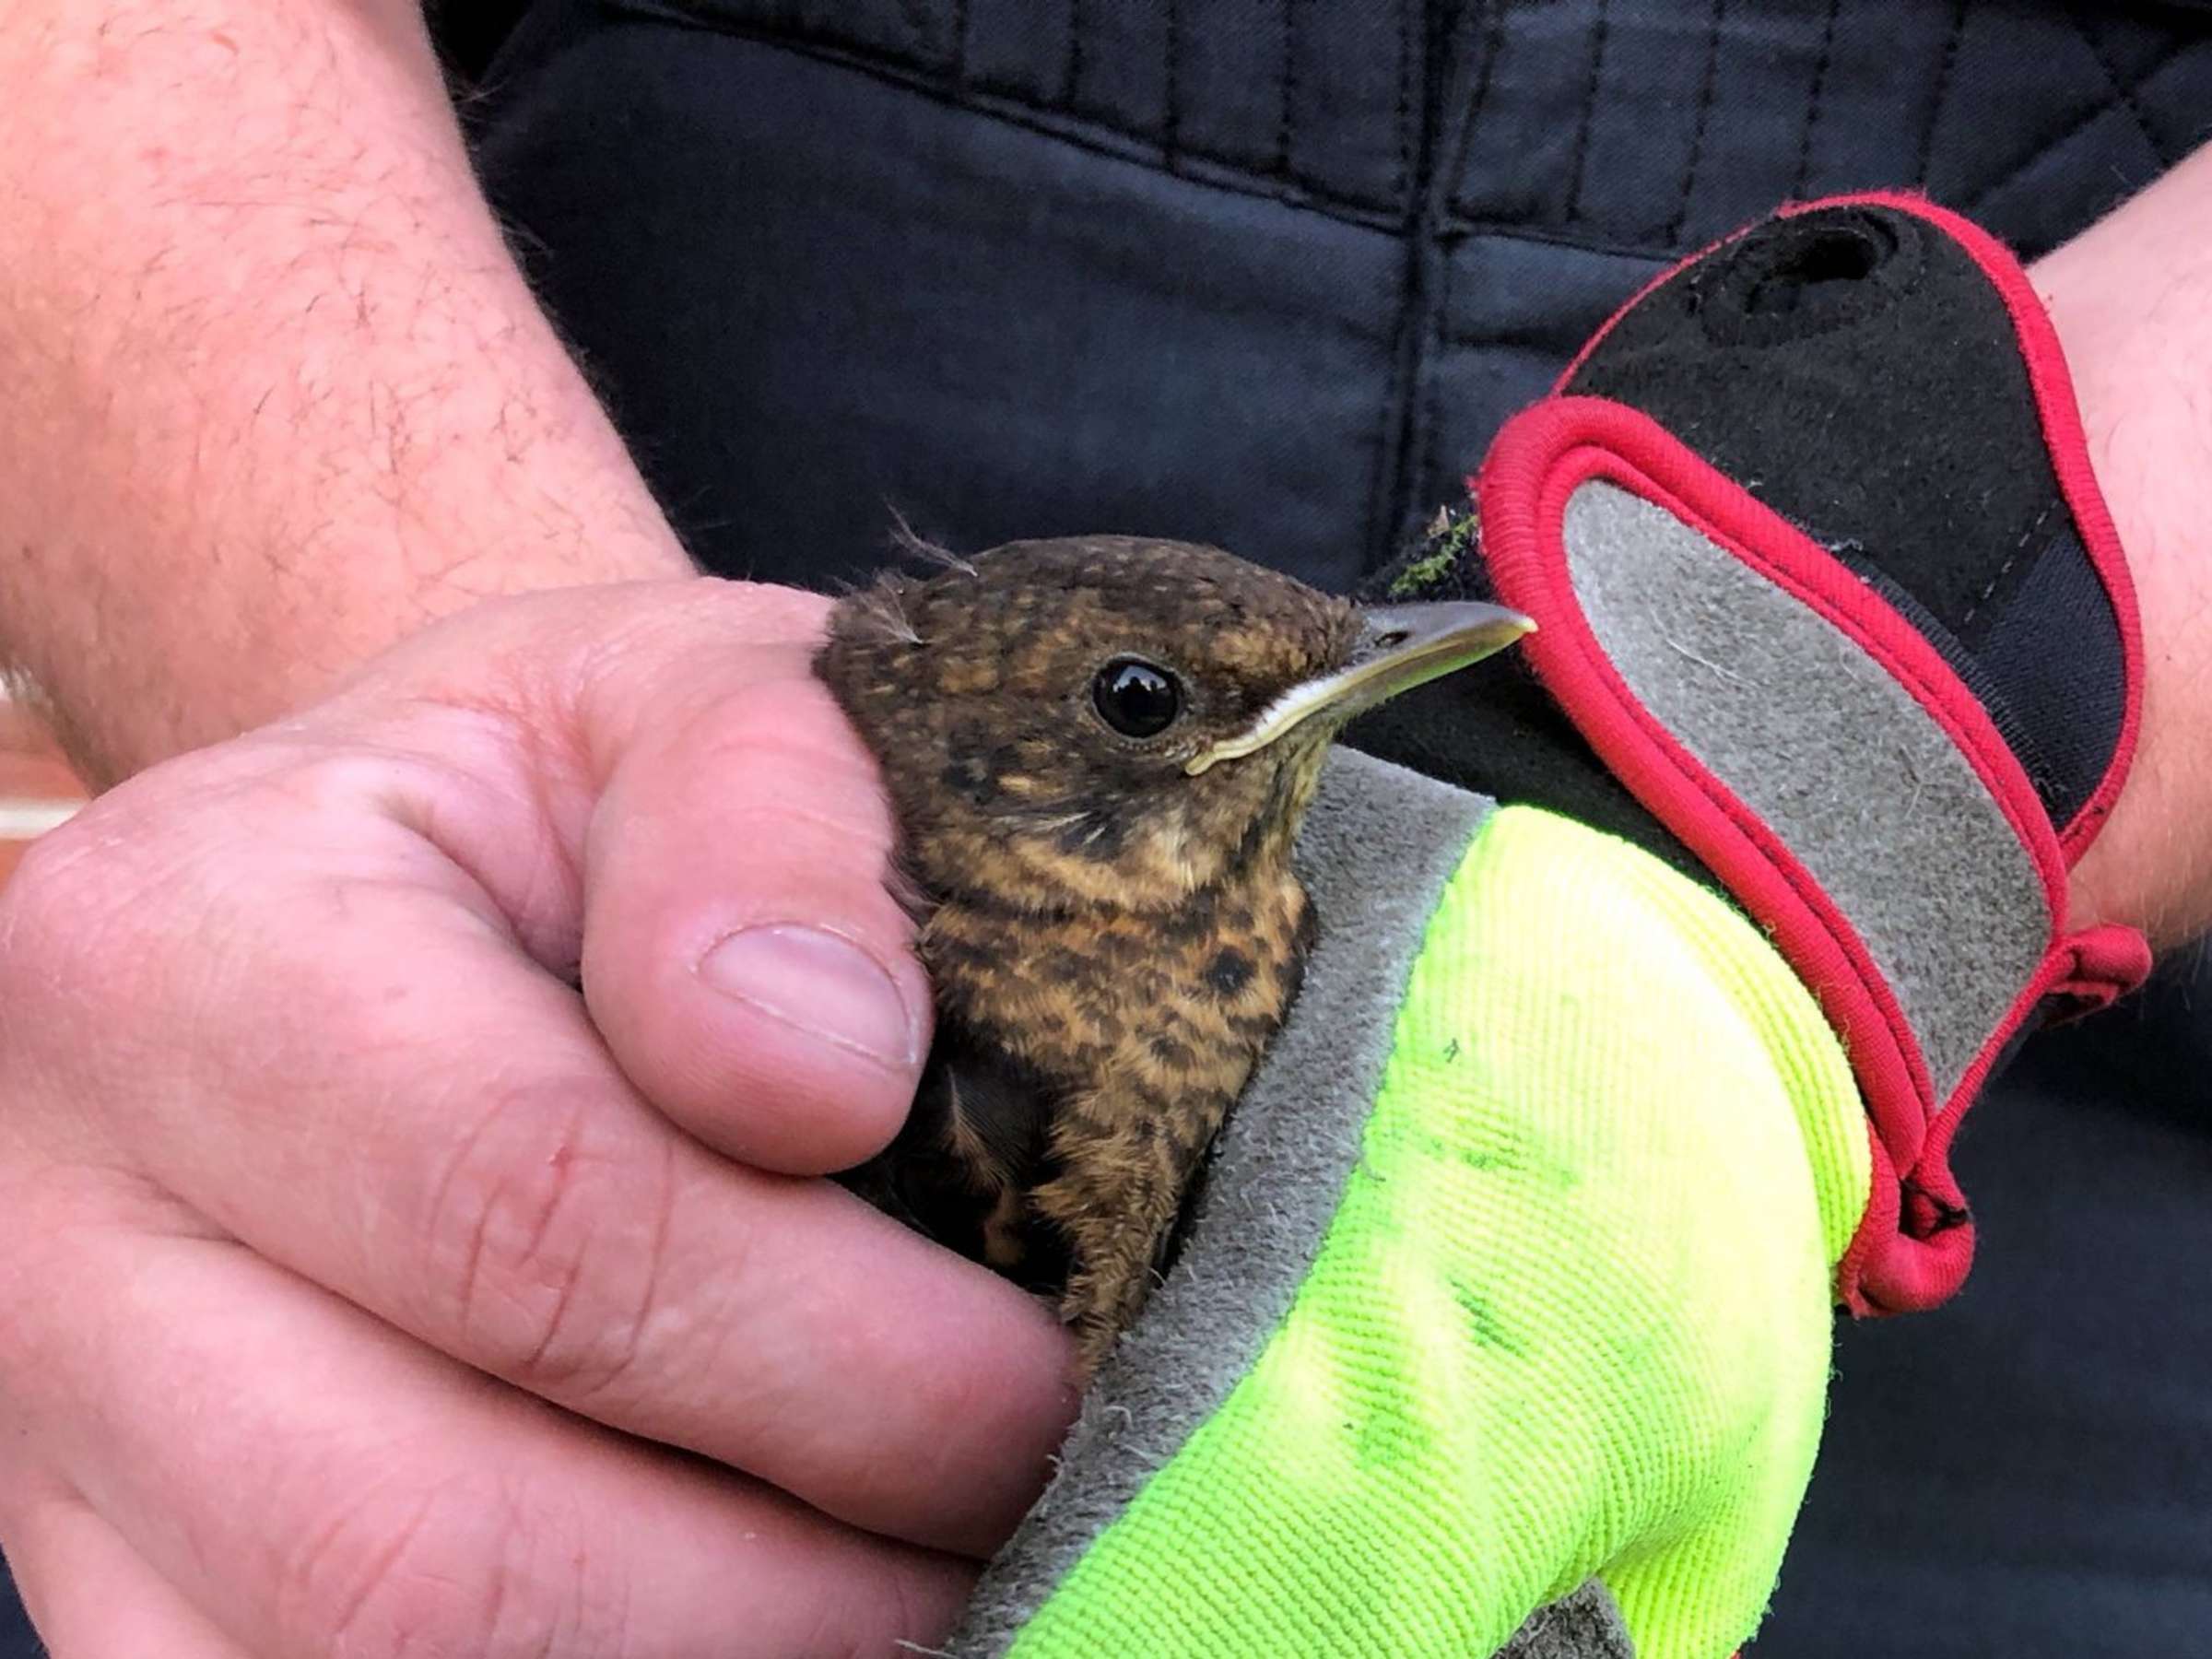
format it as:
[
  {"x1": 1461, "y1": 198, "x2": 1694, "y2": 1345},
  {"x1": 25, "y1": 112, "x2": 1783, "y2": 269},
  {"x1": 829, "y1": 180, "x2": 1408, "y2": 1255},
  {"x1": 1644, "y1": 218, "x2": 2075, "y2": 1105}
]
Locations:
[{"x1": 1185, "y1": 601, "x2": 1535, "y2": 775}]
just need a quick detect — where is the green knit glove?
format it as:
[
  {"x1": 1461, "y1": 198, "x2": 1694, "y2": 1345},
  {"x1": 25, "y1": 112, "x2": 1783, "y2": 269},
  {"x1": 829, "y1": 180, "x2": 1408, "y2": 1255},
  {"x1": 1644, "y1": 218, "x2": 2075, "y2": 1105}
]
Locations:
[{"x1": 947, "y1": 751, "x2": 1871, "y2": 1659}]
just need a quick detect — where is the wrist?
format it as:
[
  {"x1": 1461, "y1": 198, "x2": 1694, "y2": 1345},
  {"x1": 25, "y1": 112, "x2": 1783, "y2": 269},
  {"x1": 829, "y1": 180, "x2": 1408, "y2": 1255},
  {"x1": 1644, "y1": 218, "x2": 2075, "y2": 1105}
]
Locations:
[
  {"x1": 0, "y1": 1, "x2": 698, "y2": 787},
  {"x1": 2038, "y1": 152, "x2": 2212, "y2": 949}
]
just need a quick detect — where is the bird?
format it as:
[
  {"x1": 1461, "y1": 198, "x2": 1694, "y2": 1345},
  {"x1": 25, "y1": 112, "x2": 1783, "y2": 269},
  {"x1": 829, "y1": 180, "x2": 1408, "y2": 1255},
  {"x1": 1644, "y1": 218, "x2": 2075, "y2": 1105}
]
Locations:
[{"x1": 816, "y1": 533, "x2": 1530, "y2": 1372}]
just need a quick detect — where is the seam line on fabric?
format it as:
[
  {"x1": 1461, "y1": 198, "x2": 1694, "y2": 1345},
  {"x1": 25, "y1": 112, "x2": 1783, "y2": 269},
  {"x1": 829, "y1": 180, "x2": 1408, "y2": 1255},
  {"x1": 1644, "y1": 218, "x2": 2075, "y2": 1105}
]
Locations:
[
  {"x1": 2068, "y1": 9, "x2": 2172, "y2": 168},
  {"x1": 1421, "y1": 1, "x2": 1512, "y2": 515},
  {"x1": 1914, "y1": 0, "x2": 1970, "y2": 187},
  {"x1": 1438, "y1": 0, "x2": 1508, "y2": 228},
  {"x1": 1789, "y1": 0, "x2": 1842, "y2": 201},
  {"x1": 613, "y1": 6, "x2": 1410, "y2": 225},
  {"x1": 1421, "y1": 242, "x2": 1456, "y2": 523},
  {"x1": 1561, "y1": 0, "x2": 1611, "y2": 228},
  {"x1": 598, "y1": 2, "x2": 1742, "y2": 271},
  {"x1": 1363, "y1": 0, "x2": 1464, "y2": 580},
  {"x1": 1394, "y1": 0, "x2": 1416, "y2": 206},
  {"x1": 1163, "y1": 0, "x2": 1181, "y2": 162},
  {"x1": 1965, "y1": 41, "x2": 2190, "y2": 211},
  {"x1": 1063, "y1": 0, "x2": 1084, "y2": 112},
  {"x1": 888, "y1": 0, "x2": 934, "y2": 58},
  {"x1": 1666, "y1": 0, "x2": 1727, "y2": 246}
]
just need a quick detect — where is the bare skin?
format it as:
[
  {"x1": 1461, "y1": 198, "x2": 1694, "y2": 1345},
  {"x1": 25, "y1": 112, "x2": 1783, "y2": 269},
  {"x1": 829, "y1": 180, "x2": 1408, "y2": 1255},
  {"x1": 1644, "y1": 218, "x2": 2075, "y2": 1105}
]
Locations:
[
  {"x1": 0, "y1": 4, "x2": 1079, "y2": 1654},
  {"x1": 0, "y1": 0, "x2": 693, "y2": 782},
  {"x1": 0, "y1": 583, "x2": 1081, "y2": 1657},
  {"x1": 0, "y1": 0, "x2": 2205, "y2": 1651},
  {"x1": 2036, "y1": 147, "x2": 2212, "y2": 950}
]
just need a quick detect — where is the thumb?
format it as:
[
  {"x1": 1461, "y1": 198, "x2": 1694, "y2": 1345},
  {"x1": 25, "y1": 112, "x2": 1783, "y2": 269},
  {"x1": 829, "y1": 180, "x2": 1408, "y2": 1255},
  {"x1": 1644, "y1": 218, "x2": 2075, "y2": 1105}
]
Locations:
[
  {"x1": 312, "y1": 575, "x2": 931, "y2": 1175},
  {"x1": 571, "y1": 581, "x2": 932, "y2": 1174}
]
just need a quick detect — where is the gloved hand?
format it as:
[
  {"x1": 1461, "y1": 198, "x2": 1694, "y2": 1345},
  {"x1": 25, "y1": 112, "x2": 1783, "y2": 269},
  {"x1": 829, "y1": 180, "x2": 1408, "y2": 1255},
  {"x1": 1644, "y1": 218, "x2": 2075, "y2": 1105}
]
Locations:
[
  {"x1": 951, "y1": 753, "x2": 1865, "y2": 1659},
  {"x1": 953, "y1": 194, "x2": 2147, "y2": 1658},
  {"x1": 1359, "y1": 192, "x2": 2150, "y2": 1313}
]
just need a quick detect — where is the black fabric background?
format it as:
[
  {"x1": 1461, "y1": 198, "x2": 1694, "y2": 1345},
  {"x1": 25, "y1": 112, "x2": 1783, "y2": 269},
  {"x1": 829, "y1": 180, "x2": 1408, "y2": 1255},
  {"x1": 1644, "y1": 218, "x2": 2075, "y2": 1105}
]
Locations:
[{"x1": 8, "y1": 3, "x2": 2212, "y2": 1653}]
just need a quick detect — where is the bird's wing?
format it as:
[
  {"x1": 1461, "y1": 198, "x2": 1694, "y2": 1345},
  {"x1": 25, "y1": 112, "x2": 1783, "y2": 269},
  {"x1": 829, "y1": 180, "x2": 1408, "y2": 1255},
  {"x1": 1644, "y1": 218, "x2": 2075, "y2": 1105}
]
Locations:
[{"x1": 838, "y1": 1020, "x2": 1067, "y2": 1293}]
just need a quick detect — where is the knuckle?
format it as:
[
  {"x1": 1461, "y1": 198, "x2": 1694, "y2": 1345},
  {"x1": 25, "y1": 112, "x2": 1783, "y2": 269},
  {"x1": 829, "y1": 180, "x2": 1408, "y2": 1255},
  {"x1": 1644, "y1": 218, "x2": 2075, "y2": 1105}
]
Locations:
[
  {"x1": 0, "y1": 820, "x2": 114, "y2": 989},
  {"x1": 0, "y1": 816, "x2": 166, "y2": 1077},
  {"x1": 417, "y1": 1079, "x2": 677, "y2": 1405},
  {"x1": 0, "y1": 759, "x2": 288, "y2": 1111},
  {"x1": 285, "y1": 1476, "x2": 629, "y2": 1659},
  {"x1": 0, "y1": 752, "x2": 276, "y2": 1038}
]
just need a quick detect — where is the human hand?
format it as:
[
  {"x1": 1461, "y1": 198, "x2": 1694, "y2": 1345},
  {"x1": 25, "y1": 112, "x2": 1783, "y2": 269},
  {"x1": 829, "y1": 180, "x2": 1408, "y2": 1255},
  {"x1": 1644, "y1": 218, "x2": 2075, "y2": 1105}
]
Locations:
[{"x1": 0, "y1": 579, "x2": 1077, "y2": 1656}]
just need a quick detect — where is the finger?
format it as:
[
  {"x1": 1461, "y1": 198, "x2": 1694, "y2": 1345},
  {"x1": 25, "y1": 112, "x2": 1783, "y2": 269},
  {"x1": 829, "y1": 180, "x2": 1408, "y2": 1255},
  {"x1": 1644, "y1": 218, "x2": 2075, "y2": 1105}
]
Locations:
[
  {"x1": 4, "y1": 1486, "x2": 252, "y2": 1659},
  {"x1": 8, "y1": 1202, "x2": 979, "y2": 1659},
  {"x1": 4, "y1": 783, "x2": 1073, "y2": 1559},
  {"x1": 582, "y1": 651, "x2": 933, "y2": 1174}
]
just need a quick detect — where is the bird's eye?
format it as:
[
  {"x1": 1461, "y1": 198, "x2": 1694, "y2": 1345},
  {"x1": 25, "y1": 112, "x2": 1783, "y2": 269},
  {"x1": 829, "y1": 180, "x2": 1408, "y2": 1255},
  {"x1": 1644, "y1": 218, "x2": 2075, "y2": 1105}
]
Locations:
[{"x1": 1091, "y1": 657, "x2": 1182, "y2": 738}]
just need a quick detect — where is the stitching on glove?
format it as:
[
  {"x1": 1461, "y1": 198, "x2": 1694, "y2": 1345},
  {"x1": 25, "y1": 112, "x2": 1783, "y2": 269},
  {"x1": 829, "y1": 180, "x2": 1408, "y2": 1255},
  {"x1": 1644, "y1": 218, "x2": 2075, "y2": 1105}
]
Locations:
[{"x1": 1477, "y1": 397, "x2": 2103, "y2": 1313}]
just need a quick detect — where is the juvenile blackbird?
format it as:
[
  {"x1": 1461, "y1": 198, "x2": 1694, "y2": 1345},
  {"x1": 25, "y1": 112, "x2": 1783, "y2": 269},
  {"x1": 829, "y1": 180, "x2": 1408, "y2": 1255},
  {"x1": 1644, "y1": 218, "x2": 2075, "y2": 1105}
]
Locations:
[{"x1": 818, "y1": 535, "x2": 1528, "y2": 1371}]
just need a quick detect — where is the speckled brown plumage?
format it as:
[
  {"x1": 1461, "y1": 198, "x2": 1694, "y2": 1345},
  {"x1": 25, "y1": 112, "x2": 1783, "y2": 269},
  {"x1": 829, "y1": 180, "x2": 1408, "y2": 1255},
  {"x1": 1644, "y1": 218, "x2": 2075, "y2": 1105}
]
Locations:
[{"x1": 817, "y1": 534, "x2": 1524, "y2": 1371}]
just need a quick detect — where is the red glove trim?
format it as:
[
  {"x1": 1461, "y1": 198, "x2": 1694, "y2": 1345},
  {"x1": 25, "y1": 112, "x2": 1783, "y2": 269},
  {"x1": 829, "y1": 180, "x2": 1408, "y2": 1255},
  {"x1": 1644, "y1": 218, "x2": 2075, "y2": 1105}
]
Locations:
[
  {"x1": 1477, "y1": 397, "x2": 2149, "y2": 1312},
  {"x1": 1559, "y1": 191, "x2": 2144, "y2": 856}
]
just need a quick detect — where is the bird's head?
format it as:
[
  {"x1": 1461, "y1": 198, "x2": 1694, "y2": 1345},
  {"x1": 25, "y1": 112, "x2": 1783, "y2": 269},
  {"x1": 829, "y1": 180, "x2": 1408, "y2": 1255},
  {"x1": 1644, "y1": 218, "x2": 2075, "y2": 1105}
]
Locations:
[{"x1": 817, "y1": 535, "x2": 1530, "y2": 914}]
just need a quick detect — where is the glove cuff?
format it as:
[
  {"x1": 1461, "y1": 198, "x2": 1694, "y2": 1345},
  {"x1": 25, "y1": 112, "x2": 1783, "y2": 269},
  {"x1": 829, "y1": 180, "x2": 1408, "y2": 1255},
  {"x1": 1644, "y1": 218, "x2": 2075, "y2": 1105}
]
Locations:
[{"x1": 1474, "y1": 193, "x2": 2148, "y2": 1314}]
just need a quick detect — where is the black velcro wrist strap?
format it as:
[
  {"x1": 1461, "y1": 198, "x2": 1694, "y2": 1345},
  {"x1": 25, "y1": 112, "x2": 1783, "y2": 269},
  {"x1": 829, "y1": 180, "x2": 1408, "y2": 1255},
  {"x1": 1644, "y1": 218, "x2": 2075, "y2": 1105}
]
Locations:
[{"x1": 1471, "y1": 194, "x2": 2148, "y2": 1314}]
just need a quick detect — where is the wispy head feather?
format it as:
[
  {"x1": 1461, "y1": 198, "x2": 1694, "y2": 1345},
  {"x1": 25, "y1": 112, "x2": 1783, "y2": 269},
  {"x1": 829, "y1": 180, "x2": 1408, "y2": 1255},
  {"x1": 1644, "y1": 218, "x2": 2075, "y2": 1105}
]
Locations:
[
  {"x1": 837, "y1": 570, "x2": 924, "y2": 645},
  {"x1": 885, "y1": 504, "x2": 979, "y2": 578}
]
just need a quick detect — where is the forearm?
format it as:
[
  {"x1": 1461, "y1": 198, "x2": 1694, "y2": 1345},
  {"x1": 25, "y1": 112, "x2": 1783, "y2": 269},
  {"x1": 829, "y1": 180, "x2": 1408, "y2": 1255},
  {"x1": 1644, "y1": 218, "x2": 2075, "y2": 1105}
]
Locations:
[
  {"x1": 2037, "y1": 144, "x2": 2212, "y2": 950},
  {"x1": 0, "y1": 1, "x2": 693, "y2": 784}
]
